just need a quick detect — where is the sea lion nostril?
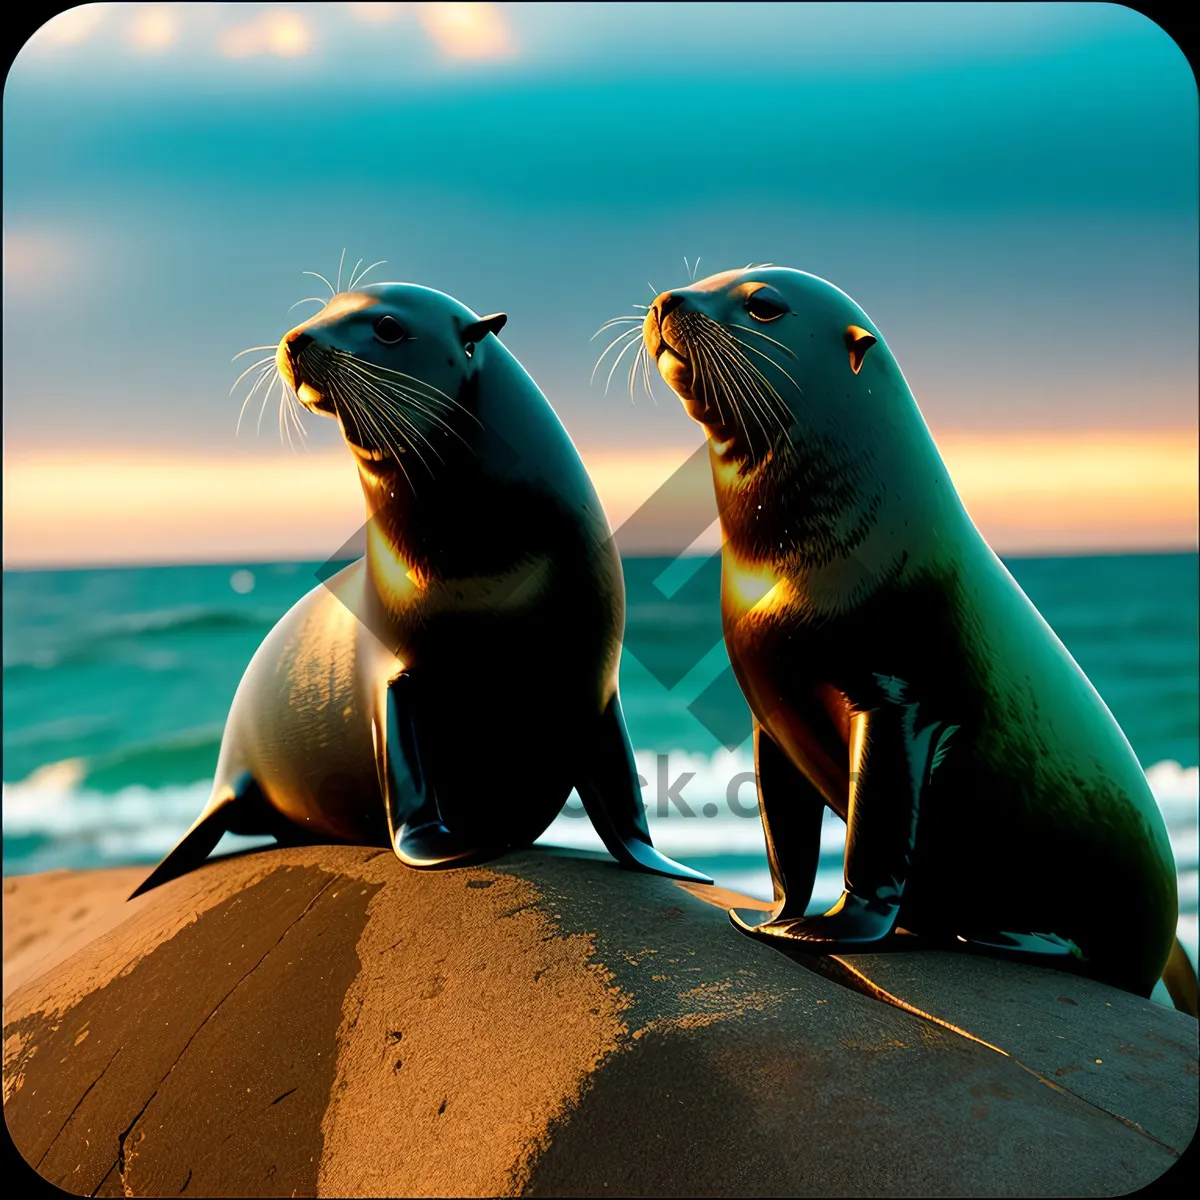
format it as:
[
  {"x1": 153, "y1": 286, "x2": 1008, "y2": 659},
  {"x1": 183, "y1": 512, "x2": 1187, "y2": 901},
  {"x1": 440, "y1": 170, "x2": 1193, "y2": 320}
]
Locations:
[
  {"x1": 287, "y1": 331, "x2": 313, "y2": 359},
  {"x1": 658, "y1": 293, "x2": 686, "y2": 320}
]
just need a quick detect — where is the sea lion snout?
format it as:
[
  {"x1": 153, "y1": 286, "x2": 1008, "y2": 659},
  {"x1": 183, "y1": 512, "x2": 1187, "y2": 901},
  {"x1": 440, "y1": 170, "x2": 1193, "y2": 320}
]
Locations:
[
  {"x1": 653, "y1": 291, "x2": 686, "y2": 323},
  {"x1": 646, "y1": 290, "x2": 697, "y2": 400},
  {"x1": 277, "y1": 329, "x2": 332, "y2": 413}
]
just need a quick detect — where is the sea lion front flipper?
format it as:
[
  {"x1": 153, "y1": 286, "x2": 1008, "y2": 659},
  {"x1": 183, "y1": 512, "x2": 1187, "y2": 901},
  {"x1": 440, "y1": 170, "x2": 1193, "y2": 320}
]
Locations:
[
  {"x1": 379, "y1": 672, "x2": 496, "y2": 869},
  {"x1": 729, "y1": 723, "x2": 826, "y2": 934},
  {"x1": 128, "y1": 773, "x2": 261, "y2": 900},
  {"x1": 576, "y1": 694, "x2": 712, "y2": 884},
  {"x1": 737, "y1": 703, "x2": 939, "y2": 950}
]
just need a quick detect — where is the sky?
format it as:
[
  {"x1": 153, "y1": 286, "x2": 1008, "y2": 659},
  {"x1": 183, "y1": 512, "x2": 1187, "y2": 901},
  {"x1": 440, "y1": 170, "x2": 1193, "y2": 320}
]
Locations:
[{"x1": 3, "y1": 2, "x2": 1197, "y2": 566}]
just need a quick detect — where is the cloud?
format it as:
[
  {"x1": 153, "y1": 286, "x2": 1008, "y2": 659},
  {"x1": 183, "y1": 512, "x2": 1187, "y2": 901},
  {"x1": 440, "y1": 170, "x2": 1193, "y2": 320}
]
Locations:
[
  {"x1": 2, "y1": 231, "x2": 77, "y2": 301},
  {"x1": 127, "y1": 5, "x2": 177, "y2": 52},
  {"x1": 417, "y1": 2, "x2": 515, "y2": 62},
  {"x1": 346, "y1": 2, "x2": 407, "y2": 22},
  {"x1": 219, "y1": 8, "x2": 313, "y2": 59},
  {"x1": 29, "y1": 3, "x2": 111, "y2": 47}
]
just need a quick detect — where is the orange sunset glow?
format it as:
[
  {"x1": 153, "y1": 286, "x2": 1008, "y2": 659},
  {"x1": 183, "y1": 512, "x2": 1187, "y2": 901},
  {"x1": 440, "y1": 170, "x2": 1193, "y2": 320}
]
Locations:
[{"x1": 4, "y1": 430, "x2": 1196, "y2": 569}]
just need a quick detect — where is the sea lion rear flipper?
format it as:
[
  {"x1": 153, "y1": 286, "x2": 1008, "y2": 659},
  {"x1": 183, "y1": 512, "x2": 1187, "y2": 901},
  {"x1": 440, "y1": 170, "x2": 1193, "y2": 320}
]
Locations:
[
  {"x1": 576, "y1": 694, "x2": 712, "y2": 884},
  {"x1": 127, "y1": 775, "x2": 257, "y2": 900},
  {"x1": 379, "y1": 672, "x2": 495, "y2": 868},
  {"x1": 729, "y1": 723, "x2": 826, "y2": 934},
  {"x1": 1162, "y1": 937, "x2": 1199, "y2": 1017}
]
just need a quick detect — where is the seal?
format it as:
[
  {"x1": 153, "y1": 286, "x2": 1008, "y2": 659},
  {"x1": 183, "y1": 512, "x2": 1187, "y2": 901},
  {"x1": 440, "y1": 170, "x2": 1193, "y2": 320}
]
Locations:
[
  {"x1": 641, "y1": 265, "x2": 1190, "y2": 1006},
  {"x1": 131, "y1": 282, "x2": 710, "y2": 898}
]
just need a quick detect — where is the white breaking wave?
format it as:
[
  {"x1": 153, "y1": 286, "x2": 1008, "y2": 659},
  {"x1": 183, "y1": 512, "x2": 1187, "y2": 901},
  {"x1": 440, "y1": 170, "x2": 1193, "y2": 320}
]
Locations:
[{"x1": 3, "y1": 752, "x2": 1196, "y2": 966}]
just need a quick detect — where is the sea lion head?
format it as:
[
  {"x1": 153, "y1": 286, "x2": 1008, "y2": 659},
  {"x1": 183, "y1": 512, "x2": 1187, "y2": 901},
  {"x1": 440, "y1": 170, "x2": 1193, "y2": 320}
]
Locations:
[
  {"x1": 276, "y1": 283, "x2": 507, "y2": 471},
  {"x1": 644, "y1": 267, "x2": 908, "y2": 462}
]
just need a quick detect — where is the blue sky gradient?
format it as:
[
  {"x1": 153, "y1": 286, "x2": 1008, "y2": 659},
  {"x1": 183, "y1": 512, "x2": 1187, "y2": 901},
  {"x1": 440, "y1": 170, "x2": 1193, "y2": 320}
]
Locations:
[{"x1": 3, "y1": 3, "x2": 1196, "y2": 463}]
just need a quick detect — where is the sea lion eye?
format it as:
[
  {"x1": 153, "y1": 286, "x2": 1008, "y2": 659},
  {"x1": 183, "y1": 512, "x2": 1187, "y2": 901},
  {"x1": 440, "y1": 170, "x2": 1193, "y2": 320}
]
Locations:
[
  {"x1": 745, "y1": 287, "x2": 788, "y2": 323},
  {"x1": 373, "y1": 315, "x2": 407, "y2": 344}
]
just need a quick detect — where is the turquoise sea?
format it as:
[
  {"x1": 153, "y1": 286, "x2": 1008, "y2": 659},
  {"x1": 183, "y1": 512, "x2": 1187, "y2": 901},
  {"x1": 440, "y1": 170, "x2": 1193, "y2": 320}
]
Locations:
[{"x1": 3, "y1": 552, "x2": 1197, "y2": 978}]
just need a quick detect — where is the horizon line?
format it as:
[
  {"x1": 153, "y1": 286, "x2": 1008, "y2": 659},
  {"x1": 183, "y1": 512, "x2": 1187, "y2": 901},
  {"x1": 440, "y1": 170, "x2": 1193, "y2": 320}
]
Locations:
[{"x1": 5, "y1": 544, "x2": 1198, "y2": 576}]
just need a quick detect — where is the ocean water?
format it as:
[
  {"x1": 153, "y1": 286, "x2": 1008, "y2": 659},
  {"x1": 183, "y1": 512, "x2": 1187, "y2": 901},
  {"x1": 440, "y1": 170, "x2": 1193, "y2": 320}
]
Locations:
[{"x1": 3, "y1": 552, "x2": 1197, "y2": 976}]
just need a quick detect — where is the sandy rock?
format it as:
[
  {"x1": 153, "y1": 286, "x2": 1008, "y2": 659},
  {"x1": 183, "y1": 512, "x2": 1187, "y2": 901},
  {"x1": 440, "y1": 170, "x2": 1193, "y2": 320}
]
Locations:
[{"x1": 3, "y1": 845, "x2": 1195, "y2": 1196}]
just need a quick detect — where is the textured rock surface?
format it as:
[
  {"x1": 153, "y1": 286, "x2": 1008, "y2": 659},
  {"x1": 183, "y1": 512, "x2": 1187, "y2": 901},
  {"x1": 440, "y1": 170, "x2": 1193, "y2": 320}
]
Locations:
[{"x1": 3, "y1": 845, "x2": 1196, "y2": 1197}]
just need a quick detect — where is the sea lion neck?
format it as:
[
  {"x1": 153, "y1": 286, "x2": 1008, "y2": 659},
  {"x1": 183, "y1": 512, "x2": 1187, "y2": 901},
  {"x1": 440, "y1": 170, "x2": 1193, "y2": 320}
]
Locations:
[
  {"x1": 352, "y1": 348, "x2": 603, "y2": 602},
  {"x1": 709, "y1": 425, "x2": 967, "y2": 584},
  {"x1": 357, "y1": 464, "x2": 494, "y2": 593}
]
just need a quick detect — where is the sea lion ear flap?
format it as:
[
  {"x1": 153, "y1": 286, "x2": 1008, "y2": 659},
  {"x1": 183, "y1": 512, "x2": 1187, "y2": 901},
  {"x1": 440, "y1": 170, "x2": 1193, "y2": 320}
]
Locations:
[
  {"x1": 845, "y1": 325, "x2": 877, "y2": 375},
  {"x1": 461, "y1": 313, "x2": 508, "y2": 346}
]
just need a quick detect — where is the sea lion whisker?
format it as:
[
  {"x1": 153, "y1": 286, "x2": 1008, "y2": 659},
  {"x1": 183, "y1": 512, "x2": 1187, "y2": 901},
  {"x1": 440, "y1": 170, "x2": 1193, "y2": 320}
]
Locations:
[
  {"x1": 694, "y1": 336, "x2": 724, "y2": 426},
  {"x1": 716, "y1": 338, "x2": 796, "y2": 446},
  {"x1": 695, "y1": 337, "x2": 753, "y2": 448},
  {"x1": 232, "y1": 345, "x2": 278, "y2": 361},
  {"x1": 704, "y1": 342, "x2": 764, "y2": 446},
  {"x1": 334, "y1": 381, "x2": 414, "y2": 488},
  {"x1": 724, "y1": 335, "x2": 802, "y2": 430},
  {"x1": 704, "y1": 321, "x2": 800, "y2": 421},
  {"x1": 627, "y1": 340, "x2": 643, "y2": 404},
  {"x1": 342, "y1": 353, "x2": 461, "y2": 406},
  {"x1": 639, "y1": 342, "x2": 658, "y2": 405},
  {"x1": 345, "y1": 368, "x2": 454, "y2": 458},
  {"x1": 720, "y1": 350, "x2": 783, "y2": 454},
  {"x1": 719, "y1": 345, "x2": 796, "y2": 454},
  {"x1": 257, "y1": 370, "x2": 280, "y2": 436},
  {"x1": 230, "y1": 355, "x2": 277, "y2": 394},
  {"x1": 350, "y1": 372, "x2": 464, "y2": 459},
  {"x1": 347, "y1": 258, "x2": 364, "y2": 291},
  {"x1": 302, "y1": 270, "x2": 335, "y2": 298},
  {"x1": 727, "y1": 331, "x2": 803, "y2": 393},
  {"x1": 591, "y1": 326, "x2": 643, "y2": 386},
  {"x1": 336, "y1": 359, "x2": 480, "y2": 438},
  {"x1": 695, "y1": 329, "x2": 767, "y2": 452},
  {"x1": 392, "y1": 386, "x2": 480, "y2": 432},
  {"x1": 632, "y1": 304, "x2": 650, "y2": 310},
  {"x1": 335, "y1": 248, "x2": 346, "y2": 294},
  {"x1": 630, "y1": 341, "x2": 655, "y2": 405},
  {"x1": 236, "y1": 364, "x2": 276, "y2": 436},
  {"x1": 349, "y1": 259, "x2": 387, "y2": 290},
  {"x1": 604, "y1": 329, "x2": 643, "y2": 396},
  {"x1": 288, "y1": 296, "x2": 327, "y2": 313},
  {"x1": 372, "y1": 401, "x2": 442, "y2": 476},
  {"x1": 375, "y1": 401, "x2": 443, "y2": 480},
  {"x1": 711, "y1": 330, "x2": 786, "y2": 410},
  {"x1": 368, "y1": 371, "x2": 480, "y2": 425},
  {"x1": 361, "y1": 409, "x2": 419, "y2": 494},
  {"x1": 705, "y1": 319, "x2": 802, "y2": 397},
  {"x1": 729, "y1": 323, "x2": 799, "y2": 361},
  {"x1": 590, "y1": 316, "x2": 645, "y2": 340},
  {"x1": 279, "y1": 381, "x2": 301, "y2": 452},
  {"x1": 686, "y1": 332, "x2": 725, "y2": 427},
  {"x1": 696, "y1": 323, "x2": 789, "y2": 456},
  {"x1": 595, "y1": 327, "x2": 644, "y2": 384},
  {"x1": 284, "y1": 384, "x2": 309, "y2": 446},
  {"x1": 330, "y1": 352, "x2": 463, "y2": 419}
]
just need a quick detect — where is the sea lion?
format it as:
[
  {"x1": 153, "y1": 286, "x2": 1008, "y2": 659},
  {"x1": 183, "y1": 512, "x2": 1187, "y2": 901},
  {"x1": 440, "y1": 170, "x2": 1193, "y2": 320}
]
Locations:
[
  {"x1": 132, "y1": 282, "x2": 709, "y2": 898},
  {"x1": 641, "y1": 265, "x2": 1191, "y2": 1006}
]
